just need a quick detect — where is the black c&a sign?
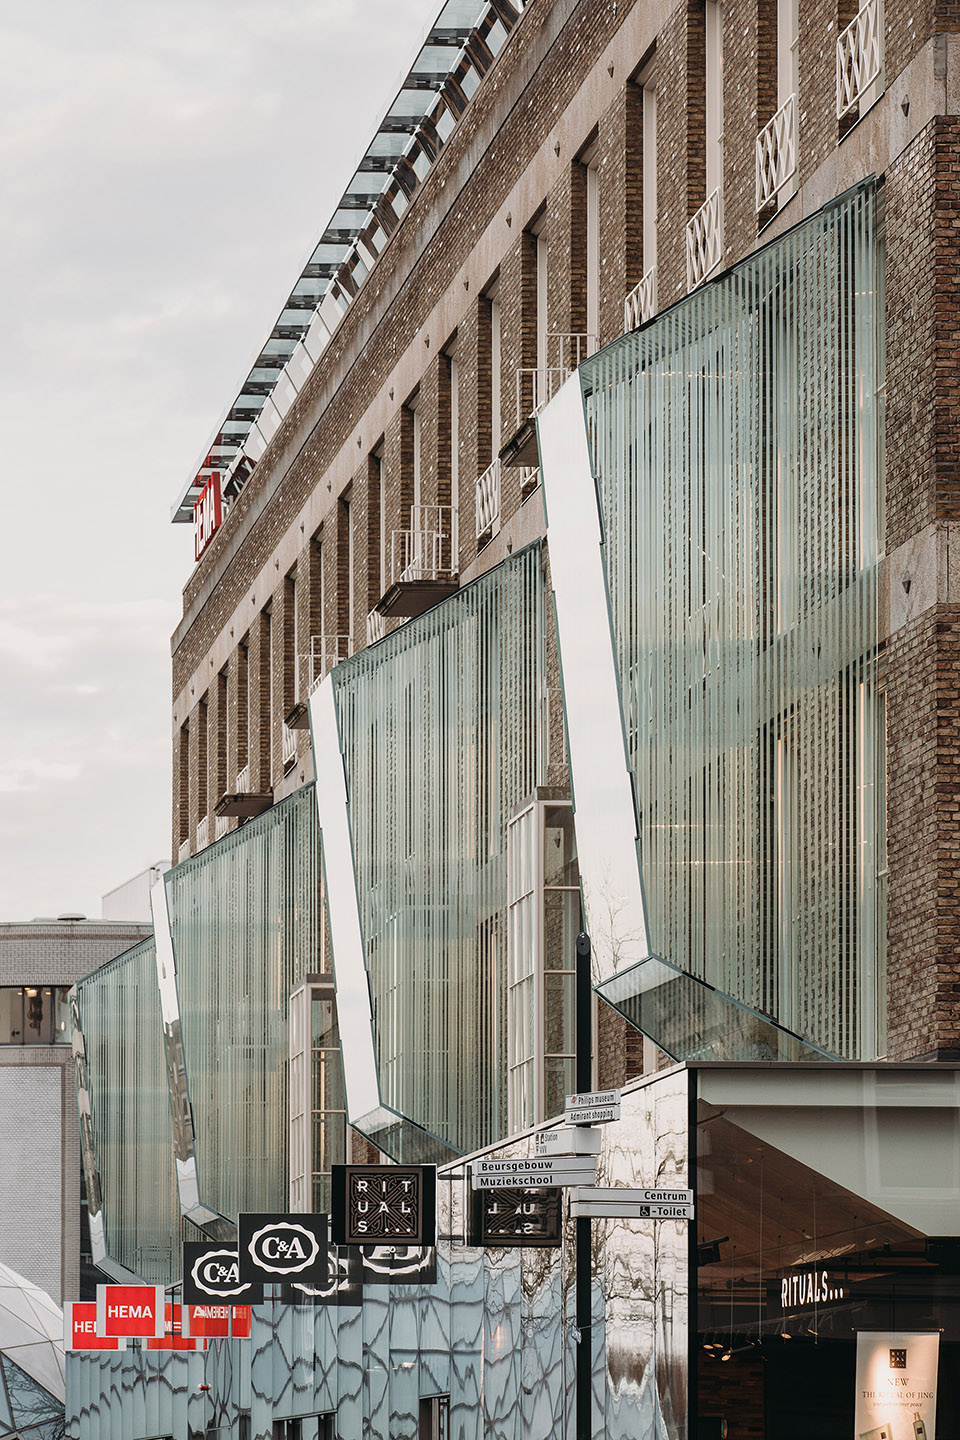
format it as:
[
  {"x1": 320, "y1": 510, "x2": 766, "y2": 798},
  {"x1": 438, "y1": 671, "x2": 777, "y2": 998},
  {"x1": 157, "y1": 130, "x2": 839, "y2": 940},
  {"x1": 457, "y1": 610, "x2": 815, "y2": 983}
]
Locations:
[
  {"x1": 182, "y1": 1243, "x2": 263, "y2": 1305},
  {"x1": 238, "y1": 1213, "x2": 329, "y2": 1283}
]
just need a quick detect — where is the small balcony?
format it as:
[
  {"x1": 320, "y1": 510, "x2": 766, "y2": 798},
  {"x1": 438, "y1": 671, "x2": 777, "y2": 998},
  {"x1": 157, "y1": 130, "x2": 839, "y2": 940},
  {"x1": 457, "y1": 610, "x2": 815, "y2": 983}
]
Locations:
[
  {"x1": 214, "y1": 760, "x2": 272, "y2": 821},
  {"x1": 505, "y1": 332, "x2": 598, "y2": 467},
  {"x1": 376, "y1": 505, "x2": 459, "y2": 620},
  {"x1": 623, "y1": 266, "x2": 657, "y2": 333},
  {"x1": 837, "y1": 0, "x2": 883, "y2": 120},
  {"x1": 177, "y1": 837, "x2": 191, "y2": 864},
  {"x1": 215, "y1": 814, "x2": 230, "y2": 841},
  {"x1": 195, "y1": 816, "x2": 210, "y2": 852},
  {"x1": 282, "y1": 723, "x2": 298, "y2": 769},
  {"x1": 756, "y1": 94, "x2": 798, "y2": 212},
  {"x1": 686, "y1": 188, "x2": 723, "y2": 291},
  {"x1": 307, "y1": 634, "x2": 353, "y2": 694},
  {"x1": 476, "y1": 457, "x2": 502, "y2": 547}
]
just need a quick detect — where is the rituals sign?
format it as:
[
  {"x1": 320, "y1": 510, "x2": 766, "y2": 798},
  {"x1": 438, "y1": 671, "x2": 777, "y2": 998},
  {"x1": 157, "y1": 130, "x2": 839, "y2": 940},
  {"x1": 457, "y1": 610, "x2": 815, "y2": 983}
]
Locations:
[
  {"x1": 468, "y1": 1186, "x2": 563, "y2": 1247},
  {"x1": 331, "y1": 1165, "x2": 436, "y2": 1247}
]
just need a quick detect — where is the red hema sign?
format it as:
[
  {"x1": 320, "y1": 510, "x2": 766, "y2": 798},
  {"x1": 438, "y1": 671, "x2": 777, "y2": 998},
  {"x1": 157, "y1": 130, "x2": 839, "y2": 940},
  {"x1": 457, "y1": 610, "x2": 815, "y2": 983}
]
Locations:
[
  {"x1": 96, "y1": 1284, "x2": 166, "y2": 1338},
  {"x1": 186, "y1": 1305, "x2": 252, "y2": 1340},
  {"x1": 64, "y1": 1302, "x2": 124, "y2": 1351},
  {"x1": 193, "y1": 473, "x2": 222, "y2": 561}
]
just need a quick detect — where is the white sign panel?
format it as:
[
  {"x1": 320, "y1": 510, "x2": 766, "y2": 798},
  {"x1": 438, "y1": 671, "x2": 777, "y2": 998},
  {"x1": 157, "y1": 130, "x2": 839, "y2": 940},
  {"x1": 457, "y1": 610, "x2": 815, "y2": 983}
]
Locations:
[
  {"x1": 570, "y1": 1199, "x2": 694, "y2": 1220},
  {"x1": 473, "y1": 1156, "x2": 597, "y2": 1189},
  {"x1": 575, "y1": 1186, "x2": 693, "y2": 1205},
  {"x1": 565, "y1": 1090, "x2": 621, "y2": 1124},
  {"x1": 533, "y1": 1128, "x2": 603, "y2": 1156},
  {"x1": 855, "y1": 1331, "x2": 939, "y2": 1440}
]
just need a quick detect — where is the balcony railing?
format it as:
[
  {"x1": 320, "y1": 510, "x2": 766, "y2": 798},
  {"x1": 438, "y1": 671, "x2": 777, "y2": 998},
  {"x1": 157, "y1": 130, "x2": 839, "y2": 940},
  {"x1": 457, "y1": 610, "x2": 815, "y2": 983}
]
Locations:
[
  {"x1": 282, "y1": 723, "x2": 297, "y2": 768},
  {"x1": 177, "y1": 837, "x2": 191, "y2": 864},
  {"x1": 215, "y1": 814, "x2": 230, "y2": 840},
  {"x1": 520, "y1": 465, "x2": 540, "y2": 501},
  {"x1": 389, "y1": 505, "x2": 458, "y2": 586},
  {"x1": 195, "y1": 816, "x2": 209, "y2": 852},
  {"x1": 235, "y1": 764, "x2": 250, "y2": 794},
  {"x1": 623, "y1": 266, "x2": 658, "y2": 332},
  {"x1": 476, "y1": 457, "x2": 502, "y2": 545},
  {"x1": 756, "y1": 94, "x2": 798, "y2": 212},
  {"x1": 686, "y1": 189, "x2": 723, "y2": 291},
  {"x1": 515, "y1": 332, "x2": 598, "y2": 429},
  {"x1": 837, "y1": 0, "x2": 883, "y2": 119},
  {"x1": 308, "y1": 634, "x2": 353, "y2": 690}
]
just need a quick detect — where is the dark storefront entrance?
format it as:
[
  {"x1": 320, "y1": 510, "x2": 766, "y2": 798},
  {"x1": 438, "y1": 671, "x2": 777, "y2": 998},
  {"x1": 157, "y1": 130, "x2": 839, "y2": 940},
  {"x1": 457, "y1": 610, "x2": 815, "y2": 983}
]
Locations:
[{"x1": 692, "y1": 1065, "x2": 960, "y2": 1439}]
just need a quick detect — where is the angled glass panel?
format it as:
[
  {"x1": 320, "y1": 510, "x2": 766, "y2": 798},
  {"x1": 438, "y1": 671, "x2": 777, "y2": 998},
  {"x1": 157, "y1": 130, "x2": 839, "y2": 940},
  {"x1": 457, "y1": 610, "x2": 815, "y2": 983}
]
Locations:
[
  {"x1": 541, "y1": 181, "x2": 881, "y2": 1061},
  {"x1": 0, "y1": 1357, "x2": 61, "y2": 1428},
  {"x1": 163, "y1": 785, "x2": 322, "y2": 1227},
  {"x1": 317, "y1": 544, "x2": 547, "y2": 1158},
  {"x1": 74, "y1": 939, "x2": 184, "y2": 1282}
]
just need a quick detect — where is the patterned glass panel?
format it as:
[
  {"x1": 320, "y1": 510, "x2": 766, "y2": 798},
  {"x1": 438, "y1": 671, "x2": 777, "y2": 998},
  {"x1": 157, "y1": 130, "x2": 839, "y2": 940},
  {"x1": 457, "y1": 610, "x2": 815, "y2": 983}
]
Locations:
[
  {"x1": 331, "y1": 543, "x2": 547, "y2": 1155},
  {"x1": 579, "y1": 181, "x2": 882, "y2": 1058},
  {"x1": 164, "y1": 784, "x2": 323, "y2": 1226},
  {"x1": 75, "y1": 939, "x2": 184, "y2": 1281}
]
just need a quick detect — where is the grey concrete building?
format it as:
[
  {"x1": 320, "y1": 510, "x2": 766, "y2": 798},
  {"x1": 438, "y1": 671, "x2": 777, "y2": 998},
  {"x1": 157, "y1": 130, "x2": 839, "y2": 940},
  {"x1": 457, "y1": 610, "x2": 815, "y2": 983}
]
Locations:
[{"x1": 0, "y1": 917, "x2": 152, "y2": 1304}]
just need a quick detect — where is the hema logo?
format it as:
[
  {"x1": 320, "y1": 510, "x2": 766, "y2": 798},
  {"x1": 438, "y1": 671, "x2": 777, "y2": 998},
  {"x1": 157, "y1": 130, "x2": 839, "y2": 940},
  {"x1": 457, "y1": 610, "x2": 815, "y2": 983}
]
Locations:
[
  {"x1": 191, "y1": 1250, "x2": 250, "y2": 1298},
  {"x1": 248, "y1": 1222, "x2": 320, "y2": 1275}
]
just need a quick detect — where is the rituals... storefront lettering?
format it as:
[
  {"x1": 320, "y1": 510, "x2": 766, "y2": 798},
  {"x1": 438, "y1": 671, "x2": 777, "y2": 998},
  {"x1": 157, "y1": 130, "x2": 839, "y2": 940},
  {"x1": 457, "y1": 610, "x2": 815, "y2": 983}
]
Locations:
[{"x1": 779, "y1": 1268, "x2": 846, "y2": 1310}]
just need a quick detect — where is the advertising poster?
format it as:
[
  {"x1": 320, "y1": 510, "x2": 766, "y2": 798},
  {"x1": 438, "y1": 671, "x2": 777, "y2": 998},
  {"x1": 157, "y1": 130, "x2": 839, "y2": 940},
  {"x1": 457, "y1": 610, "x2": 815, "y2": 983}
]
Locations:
[{"x1": 855, "y1": 1331, "x2": 939, "y2": 1440}]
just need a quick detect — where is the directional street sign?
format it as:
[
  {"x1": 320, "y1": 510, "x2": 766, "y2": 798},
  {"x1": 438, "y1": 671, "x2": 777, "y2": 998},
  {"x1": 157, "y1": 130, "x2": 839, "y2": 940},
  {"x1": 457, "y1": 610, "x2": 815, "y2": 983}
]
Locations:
[
  {"x1": 564, "y1": 1089, "x2": 621, "y2": 1125},
  {"x1": 473, "y1": 1156, "x2": 598, "y2": 1189},
  {"x1": 575, "y1": 1186, "x2": 693, "y2": 1205},
  {"x1": 570, "y1": 1186, "x2": 694, "y2": 1220},
  {"x1": 533, "y1": 1127, "x2": 602, "y2": 1156}
]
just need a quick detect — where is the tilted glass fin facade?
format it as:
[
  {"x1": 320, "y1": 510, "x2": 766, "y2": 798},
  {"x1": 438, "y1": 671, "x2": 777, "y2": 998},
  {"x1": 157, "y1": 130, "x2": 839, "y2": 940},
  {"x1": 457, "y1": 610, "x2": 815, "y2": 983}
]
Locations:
[
  {"x1": 164, "y1": 784, "x2": 322, "y2": 1227},
  {"x1": 580, "y1": 181, "x2": 882, "y2": 1058},
  {"x1": 331, "y1": 543, "x2": 547, "y2": 1156},
  {"x1": 75, "y1": 938, "x2": 185, "y2": 1283}
]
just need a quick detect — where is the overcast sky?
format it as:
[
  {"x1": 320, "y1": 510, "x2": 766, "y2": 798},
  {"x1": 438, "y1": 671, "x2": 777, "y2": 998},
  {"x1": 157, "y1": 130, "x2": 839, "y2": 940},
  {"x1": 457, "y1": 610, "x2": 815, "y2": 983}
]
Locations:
[{"x1": 0, "y1": 0, "x2": 440, "y2": 920}]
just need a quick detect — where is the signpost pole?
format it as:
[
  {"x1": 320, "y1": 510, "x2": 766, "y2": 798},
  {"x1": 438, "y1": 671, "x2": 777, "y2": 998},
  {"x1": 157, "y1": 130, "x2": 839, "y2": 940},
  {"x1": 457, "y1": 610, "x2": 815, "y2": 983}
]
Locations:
[{"x1": 575, "y1": 932, "x2": 592, "y2": 1440}]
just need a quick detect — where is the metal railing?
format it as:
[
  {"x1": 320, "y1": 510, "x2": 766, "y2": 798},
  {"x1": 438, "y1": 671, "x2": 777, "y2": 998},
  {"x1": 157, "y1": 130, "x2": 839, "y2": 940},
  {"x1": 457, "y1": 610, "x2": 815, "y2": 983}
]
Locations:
[
  {"x1": 389, "y1": 505, "x2": 458, "y2": 586},
  {"x1": 686, "y1": 188, "x2": 723, "y2": 291},
  {"x1": 623, "y1": 266, "x2": 658, "y2": 332},
  {"x1": 837, "y1": 0, "x2": 883, "y2": 119},
  {"x1": 177, "y1": 837, "x2": 191, "y2": 864},
  {"x1": 520, "y1": 465, "x2": 540, "y2": 501},
  {"x1": 215, "y1": 814, "x2": 230, "y2": 840},
  {"x1": 282, "y1": 723, "x2": 297, "y2": 767},
  {"x1": 367, "y1": 609, "x2": 386, "y2": 645},
  {"x1": 756, "y1": 94, "x2": 798, "y2": 211},
  {"x1": 235, "y1": 764, "x2": 250, "y2": 794},
  {"x1": 476, "y1": 457, "x2": 501, "y2": 544},
  {"x1": 515, "y1": 332, "x2": 598, "y2": 429},
  {"x1": 195, "y1": 816, "x2": 209, "y2": 852},
  {"x1": 307, "y1": 634, "x2": 353, "y2": 690}
]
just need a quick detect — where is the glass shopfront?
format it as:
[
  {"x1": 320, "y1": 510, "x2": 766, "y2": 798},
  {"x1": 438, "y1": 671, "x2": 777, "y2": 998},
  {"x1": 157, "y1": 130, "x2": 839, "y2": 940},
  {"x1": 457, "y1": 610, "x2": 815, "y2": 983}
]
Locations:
[{"x1": 693, "y1": 1066, "x2": 960, "y2": 1440}]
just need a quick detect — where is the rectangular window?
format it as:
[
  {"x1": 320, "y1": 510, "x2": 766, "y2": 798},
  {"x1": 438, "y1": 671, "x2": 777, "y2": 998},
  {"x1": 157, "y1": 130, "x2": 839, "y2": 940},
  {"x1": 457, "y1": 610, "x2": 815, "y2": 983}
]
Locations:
[
  {"x1": 448, "y1": 350, "x2": 459, "y2": 521},
  {"x1": 536, "y1": 230, "x2": 548, "y2": 370},
  {"x1": 641, "y1": 63, "x2": 658, "y2": 277},
  {"x1": 489, "y1": 288, "x2": 501, "y2": 461},
  {"x1": 410, "y1": 395, "x2": 422, "y2": 512},
  {"x1": 584, "y1": 150, "x2": 600, "y2": 349},
  {"x1": 178, "y1": 721, "x2": 190, "y2": 845},
  {"x1": 705, "y1": 1, "x2": 724, "y2": 199},
  {"x1": 373, "y1": 445, "x2": 386, "y2": 596}
]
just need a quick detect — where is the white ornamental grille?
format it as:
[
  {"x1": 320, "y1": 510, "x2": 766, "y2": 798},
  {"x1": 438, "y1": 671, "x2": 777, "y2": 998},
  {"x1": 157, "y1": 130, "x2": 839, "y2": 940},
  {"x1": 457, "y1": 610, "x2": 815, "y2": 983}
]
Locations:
[
  {"x1": 756, "y1": 94, "x2": 798, "y2": 212},
  {"x1": 837, "y1": 0, "x2": 883, "y2": 119},
  {"x1": 623, "y1": 266, "x2": 658, "y2": 333},
  {"x1": 476, "y1": 457, "x2": 501, "y2": 544},
  {"x1": 389, "y1": 505, "x2": 458, "y2": 586},
  {"x1": 685, "y1": 189, "x2": 723, "y2": 291}
]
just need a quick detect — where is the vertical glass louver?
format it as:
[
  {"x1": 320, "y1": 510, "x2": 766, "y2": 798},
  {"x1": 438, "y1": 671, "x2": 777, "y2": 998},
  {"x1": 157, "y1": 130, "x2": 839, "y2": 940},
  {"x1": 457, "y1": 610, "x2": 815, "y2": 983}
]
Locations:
[
  {"x1": 579, "y1": 181, "x2": 882, "y2": 1058},
  {"x1": 163, "y1": 784, "x2": 322, "y2": 1225},
  {"x1": 331, "y1": 543, "x2": 546, "y2": 1154},
  {"x1": 74, "y1": 939, "x2": 184, "y2": 1282}
]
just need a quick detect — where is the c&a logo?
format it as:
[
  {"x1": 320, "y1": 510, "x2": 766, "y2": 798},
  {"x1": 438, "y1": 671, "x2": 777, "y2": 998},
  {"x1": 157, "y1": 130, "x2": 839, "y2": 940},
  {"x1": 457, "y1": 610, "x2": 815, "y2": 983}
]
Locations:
[
  {"x1": 248, "y1": 1222, "x2": 319, "y2": 1274},
  {"x1": 238, "y1": 1213, "x2": 330, "y2": 1284},
  {"x1": 182, "y1": 1243, "x2": 263, "y2": 1306}
]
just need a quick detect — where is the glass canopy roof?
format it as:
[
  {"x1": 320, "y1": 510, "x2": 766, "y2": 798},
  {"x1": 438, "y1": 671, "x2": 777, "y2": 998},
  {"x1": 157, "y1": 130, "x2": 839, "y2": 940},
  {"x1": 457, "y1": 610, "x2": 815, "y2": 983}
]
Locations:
[{"x1": 172, "y1": 0, "x2": 529, "y2": 525}]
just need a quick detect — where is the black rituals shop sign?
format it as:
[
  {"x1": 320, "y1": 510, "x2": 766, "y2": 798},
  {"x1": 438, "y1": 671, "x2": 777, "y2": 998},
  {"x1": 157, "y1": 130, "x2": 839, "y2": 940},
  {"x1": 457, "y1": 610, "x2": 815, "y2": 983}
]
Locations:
[
  {"x1": 331, "y1": 1165, "x2": 436, "y2": 1246},
  {"x1": 468, "y1": 1186, "x2": 563, "y2": 1247}
]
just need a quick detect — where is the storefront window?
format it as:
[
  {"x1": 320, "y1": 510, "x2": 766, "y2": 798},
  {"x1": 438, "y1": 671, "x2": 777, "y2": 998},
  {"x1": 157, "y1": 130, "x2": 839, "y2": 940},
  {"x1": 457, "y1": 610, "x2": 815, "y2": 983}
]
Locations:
[{"x1": 0, "y1": 987, "x2": 72, "y2": 1044}]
